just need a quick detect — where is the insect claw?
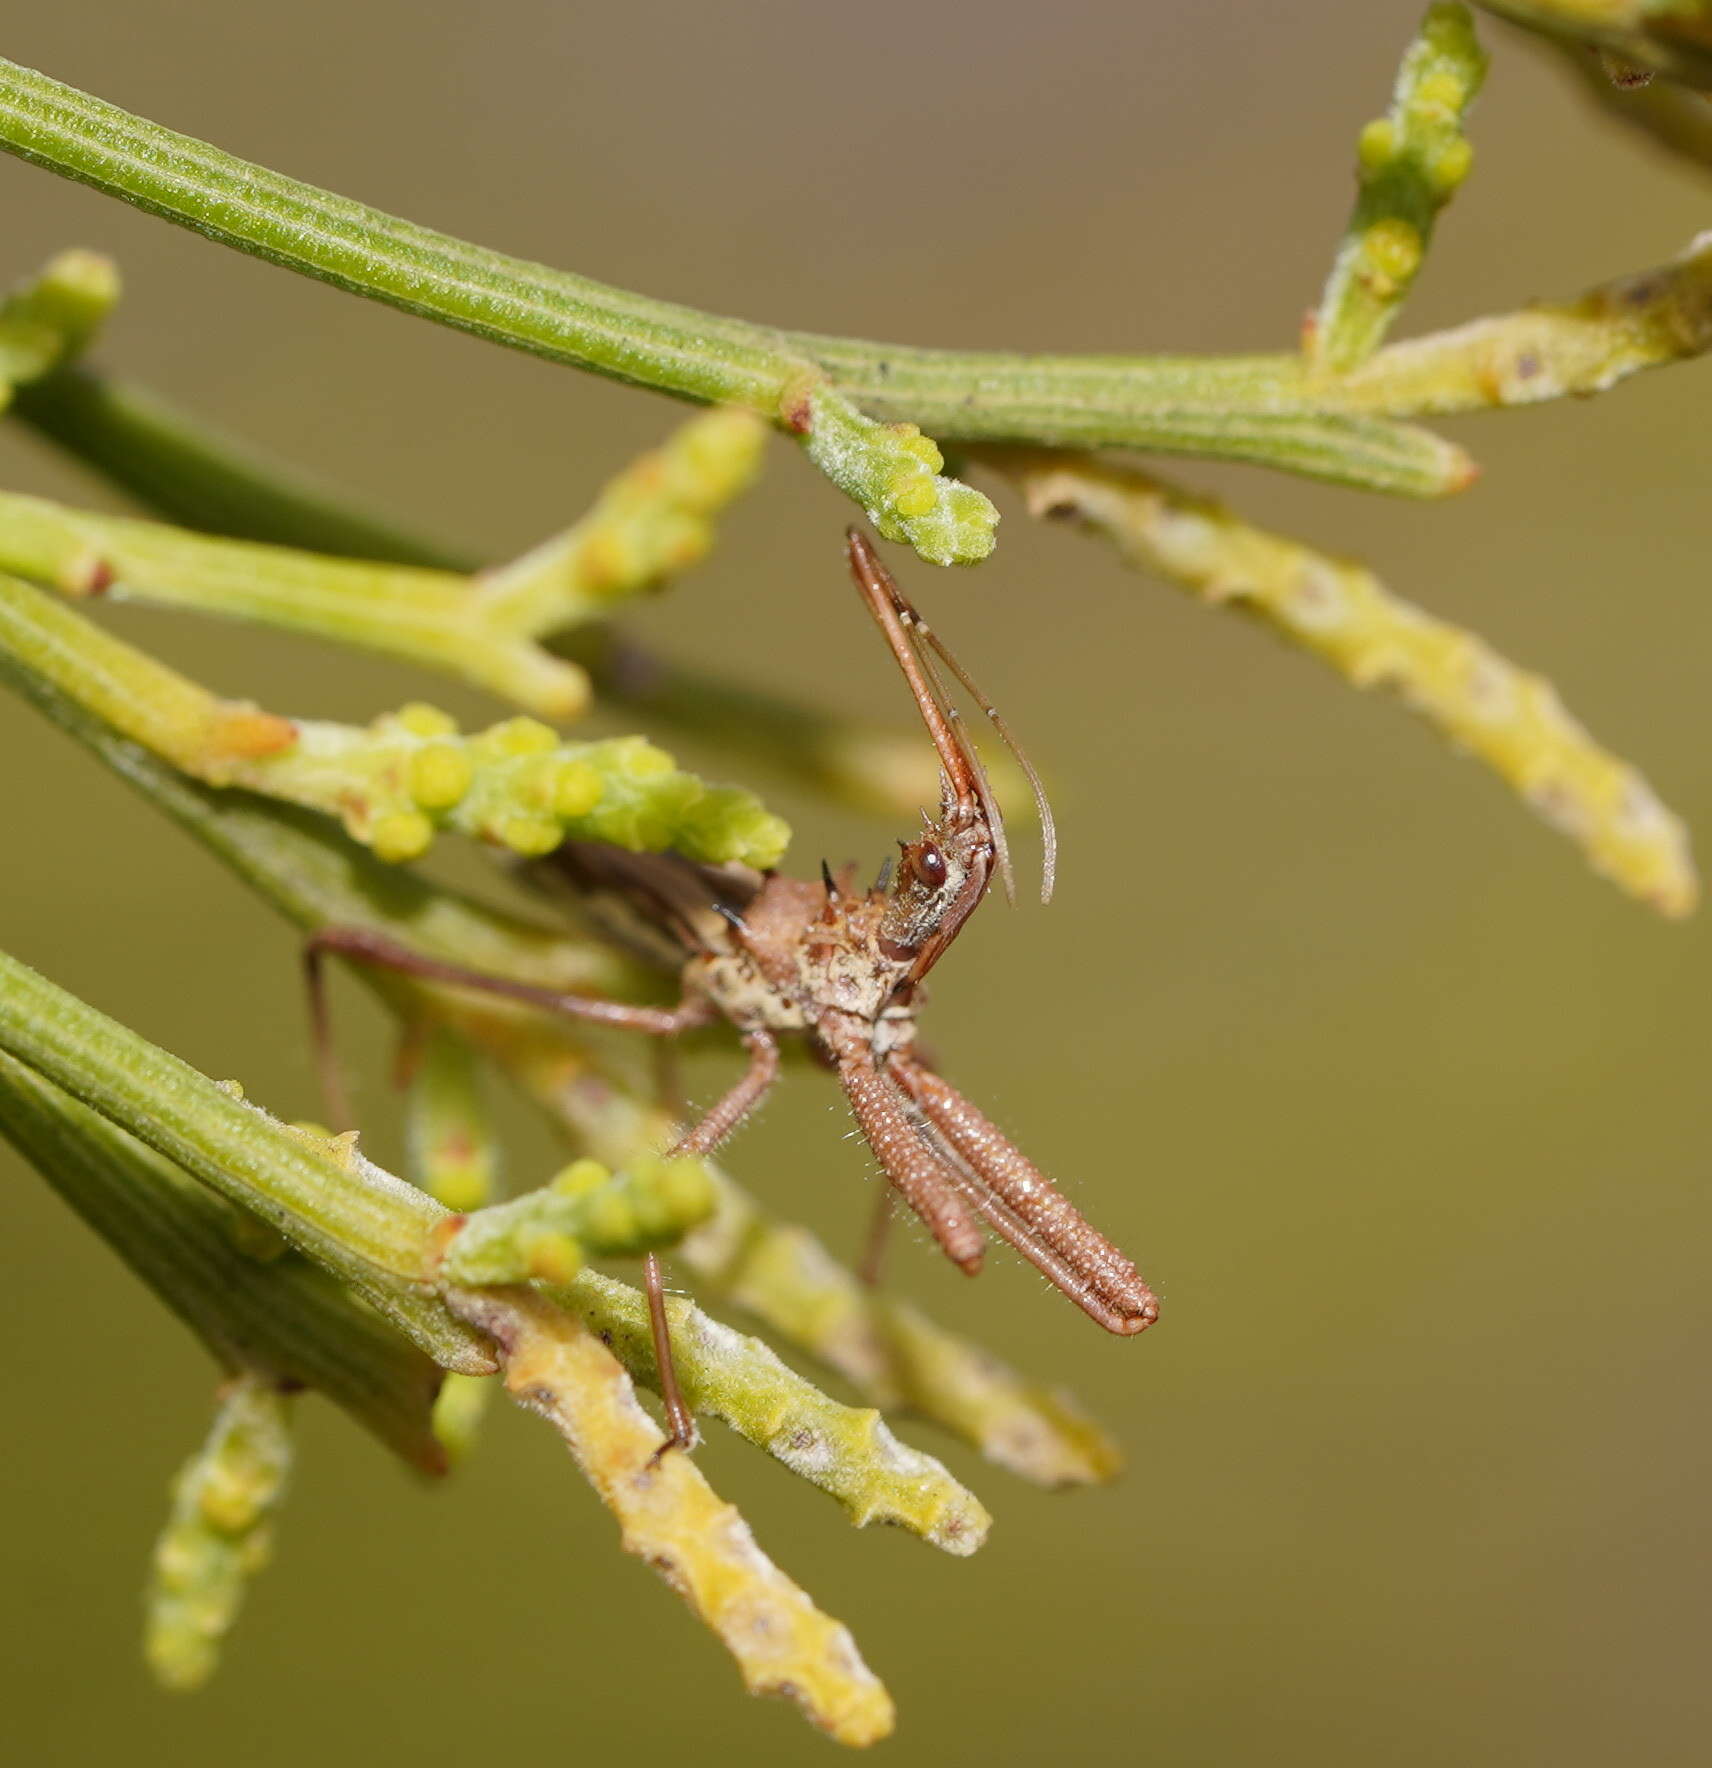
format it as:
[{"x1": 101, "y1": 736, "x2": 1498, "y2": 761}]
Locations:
[
  {"x1": 819, "y1": 858, "x2": 840, "y2": 900},
  {"x1": 712, "y1": 902, "x2": 750, "y2": 936}
]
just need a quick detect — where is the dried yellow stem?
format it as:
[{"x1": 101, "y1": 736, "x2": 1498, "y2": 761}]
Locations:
[
  {"x1": 996, "y1": 452, "x2": 1695, "y2": 917},
  {"x1": 445, "y1": 1286, "x2": 895, "y2": 1748}
]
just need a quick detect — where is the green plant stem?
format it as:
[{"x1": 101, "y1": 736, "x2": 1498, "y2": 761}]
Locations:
[
  {"x1": 0, "y1": 55, "x2": 1470, "y2": 499},
  {"x1": 0, "y1": 945, "x2": 488, "y2": 1370},
  {"x1": 0, "y1": 489, "x2": 590, "y2": 717},
  {"x1": 0, "y1": 1050, "x2": 447, "y2": 1470},
  {"x1": 1311, "y1": 5, "x2": 1487, "y2": 370},
  {"x1": 145, "y1": 1374, "x2": 294, "y2": 1691},
  {"x1": 12, "y1": 367, "x2": 463, "y2": 565},
  {"x1": 7, "y1": 364, "x2": 972, "y2": 819}
]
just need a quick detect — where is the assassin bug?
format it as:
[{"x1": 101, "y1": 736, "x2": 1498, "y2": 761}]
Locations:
[{"x1": 307, "y1": 530, "x2": 1157, "y2": 1446}]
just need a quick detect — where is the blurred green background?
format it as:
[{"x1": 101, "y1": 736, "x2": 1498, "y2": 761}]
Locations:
[{"x1": 2, "y1": 4, "x2": 1709, "y2": 1762}]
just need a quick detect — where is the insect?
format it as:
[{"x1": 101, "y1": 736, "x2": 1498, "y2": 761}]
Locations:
[{"x1": 308, "y1": 530, "x2": 1157, "y2": 1445}]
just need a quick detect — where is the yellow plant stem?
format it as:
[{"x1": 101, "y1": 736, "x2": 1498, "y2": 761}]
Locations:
[
  {"x1": 993, "y1": 450, "x2": 1696, "y2": 917},
  {"x1": 445, "y1": 1286, "x2": 896, "y2": 1747}
]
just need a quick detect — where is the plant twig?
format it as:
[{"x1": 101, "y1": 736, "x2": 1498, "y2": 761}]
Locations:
[
  {"x1": 990, "y1": 450, "x2": 1696, "y2": 917},
  {"x1": 1310, "y1": 5, "x2": 1487, "y2": 371},
  {"x1": 12, "y1": 365, "x2": 464, "y2": 564},
  {"x1": 445, "y1": 1285, "x2": 897, "y2": 1746},
  {"x1": 0, "y1": 247, "x2": 117, "y2": 394},
  {"x1": 0, "y1": 571, "x2": 790, "y2": 866},
  {"x1": 0, "y1": 407, "x2": 764, "y2": 720},
  {"x1": 144, "y1": 1375, "x2": 294, "y2": 1691},
  {"x1": 0, "y1": 1049, "x2": 447, "y2": 1470},
  {"x1": 0, "y1": 55, "x2": 1474, "y2": 506}
]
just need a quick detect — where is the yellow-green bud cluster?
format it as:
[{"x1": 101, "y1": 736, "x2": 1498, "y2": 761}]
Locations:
[
  {"x1": 144, "y1": 1380, "x2": 293, "y2": 1692},
  {"x1": 477, "y1": 406, "x2": 768, "y2": 636},
  {"x1": 1312, "y1": 3, "x2": 1487, "y2": 372},
  {"x1": 0, "y1": 247, "x2": 120, "y2": 390},
  {"x1": 250, "y1": 701, "x2": 790, "y2": 870},
  {"x1": 802, "y1": 384, "x2": 998, "y2": 567},
  {"x1": 439, "y1": 1155, "x2": 717, "y2": 1288}
]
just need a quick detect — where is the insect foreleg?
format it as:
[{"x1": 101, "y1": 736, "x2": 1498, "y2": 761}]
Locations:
[
  {"x1": 303, "y1": 926, "x2": 713, "y2": 1129},
  {"x1": 645, "y1": 1027, "x2": 781, "y2": 1454},
  {"x1": 892, "y1": 1057, "x2": 1159, "y2": 1336},
  {"x1": 821, "y1": 1018, "x2": 986, "y2": 1275}
]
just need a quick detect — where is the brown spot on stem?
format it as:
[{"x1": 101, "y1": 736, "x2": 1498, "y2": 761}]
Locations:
[
  {"x1": 209, "y1": 705, "x2": 298, "y2": 759},
  {"x1": 71, "y1": 554, "x2": 116, "y2": 596}
]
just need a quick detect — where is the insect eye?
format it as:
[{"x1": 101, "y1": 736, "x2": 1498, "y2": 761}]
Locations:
[{"x1": 910, "y1": 843, "x2": 948, "y2": 889}]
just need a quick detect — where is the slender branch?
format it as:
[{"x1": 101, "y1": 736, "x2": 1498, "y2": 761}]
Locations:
[
  {"x1": 0, "y1": 1049, "x2": 447, "y2": 1470},
  {"x1": 0, "y1": 55, "x2": 1473, "y2": 503},
  {"x1": 545, "y1": 1266, "x2": 992, "y2": 1551},
  {"x1": 12, "y1": 365, "x2": 465, "y2": 564},
  {"x1": 0, "y1": 572, "x2": 791, "y2": 867},
  {"x1": 0, "y1": 488, "x2": 589, "y2": 717},
  {"x1": 1310, "y1": 5, "x2": 1487, "y2": 370},
  {"x1": 1324, "y1": 229, "x2": 1712, "y2": 415},
  {"x1": 144, "y1": 1375, "x2": 294, "y2": 1692},
  {"x1": 0, "y1": 407, "x2": 765, "y2": 719},
  {"x1": 444, "y1": 1286, "x2": 896, "y2": 1745},
  {"x1": 0, "y1": 945, "x2": 489, "y2": 1368},
  {"x1": 404, "y1": 1026, "x2": 500, "y2": 1214},
  {"x1": 0, "y1": 247, "x2": 117, "y2": 393},
  {"x1": 988, "y1": 450, "x2": 1696, "y2": 917}
]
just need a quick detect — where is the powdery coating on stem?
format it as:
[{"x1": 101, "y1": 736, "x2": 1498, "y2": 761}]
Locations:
[
  {"x1": 144, "y1": 1375, "x2": 294, "y2": 1691},
  {"x1": 1329, "y1": 230, "x2": 1712, "y2": 415},
  {"x1": 444, "y1": 1286, "x2": 896, "y2": 1747},
  {"x1": 0, "y1": 572, "x2": 790, "y2": 868},
  {"x1": 556, "y1": 1266, "x2": 992, "y2": 1551},
  {"x1": 1311, "y1": 5, "x2": 1488, "y2": 371},
  {"x1": 998, "y1": 452, "x2": 1696, "y2": 918},
  {"x1": 799, "y1": 383, "x2": 998, "y2": 566}
]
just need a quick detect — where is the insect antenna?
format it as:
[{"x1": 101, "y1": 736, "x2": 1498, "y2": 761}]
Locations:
[
  {"x1": 912, "y1": 635, "x2": 1017, "y2": 905},
  {"x1": 844, "y1": 528, "x2": 1056, "y2": 907},
  {"x1": 909, "y1": 614, "x2": 1058, "y2": 906}
]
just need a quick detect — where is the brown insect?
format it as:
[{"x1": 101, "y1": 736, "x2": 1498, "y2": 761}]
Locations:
[{"x1": 309, "y1": 530, "x2": 1157, "y2": 1445}]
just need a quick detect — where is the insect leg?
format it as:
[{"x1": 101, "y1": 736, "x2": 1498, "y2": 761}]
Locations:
[
  {"x1": 892, "y1": 1057, "x2": 1159, "y2": 1336},
  {"x1": 302, "y1": 926, "x2": 713, "y2": 1128},
  {"x1": 823, "y1": 1022, "x2": 986, "y2": 1274},
  {"x1": 857, "y1": 1186, "x2": 895, "y2": 1289},
  {"x1": 646, "y1": 1029, "x2": 780, "y2": 1452}
]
